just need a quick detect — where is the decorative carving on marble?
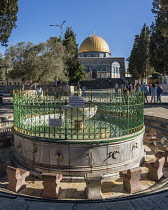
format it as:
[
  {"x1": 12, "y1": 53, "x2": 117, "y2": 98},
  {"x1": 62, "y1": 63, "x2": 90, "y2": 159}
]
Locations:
[
  {"x1": 56, "y1": 152, "x2": 64, "y2": 162},
  {"x1": 132, "y1": 142, "x2": 138, "y2": 150},
  {"x1": 104, "y1": 150, "x2": 120, "y2": 162}
]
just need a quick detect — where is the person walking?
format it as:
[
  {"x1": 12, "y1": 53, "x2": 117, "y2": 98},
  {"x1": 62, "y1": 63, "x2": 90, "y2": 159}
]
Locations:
[
  {"x1": 36, "y1": 85, "x2": 42, "y2": 98},
  {"x1": 127, "y1": 83, "x2": 131, "y2": 92},
  {"x1": 141, "y1": 84, "x2": 149, "y2": 102},
  {"x1": 120, "y1": 82, "x2": 124, "y2": 89},
  {"x1": 148, "y1": 83, "x2": 152, "y2": 95},
  {"x1": 151, "y1": 83, "x2": 157, "y2": 103},
  {"x1": 114, "y1": 83, "x2": 119, "y2": 94},
  {"x1": 122, "y1": 85, "x2": 127, "y2": 94},
  {"x1": 156, "y1": 84, "x2": 163, "y2": 102},
  {"x1": 135, "y1": 84, "x2": 140, "y2": 93}
]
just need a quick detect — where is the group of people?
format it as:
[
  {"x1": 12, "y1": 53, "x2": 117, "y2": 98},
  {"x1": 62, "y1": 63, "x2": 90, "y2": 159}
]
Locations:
[
  {"x1": 141, "y1": 83, "x2": 163, "y2": 103},
  {"x1": 114, "y1": 82, "x2": 163, "y2": 103},
  {"x1": 36, "y1": 82, "x2": 163, "y2": 103}
]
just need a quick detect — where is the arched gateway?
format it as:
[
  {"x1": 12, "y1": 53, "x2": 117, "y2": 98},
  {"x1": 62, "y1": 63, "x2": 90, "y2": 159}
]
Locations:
[{"x1": 92, "y1": 69, "x2": 97, "y2": 78}]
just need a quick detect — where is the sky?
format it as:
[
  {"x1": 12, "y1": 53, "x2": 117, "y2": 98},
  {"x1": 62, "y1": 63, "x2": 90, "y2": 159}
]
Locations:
[{"x1": 0, "y1": 0, "x2": 155, "y2": 59}]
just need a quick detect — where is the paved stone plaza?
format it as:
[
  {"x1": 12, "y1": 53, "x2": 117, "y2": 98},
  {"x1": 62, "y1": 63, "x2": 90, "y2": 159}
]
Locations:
[{"x1": 0, "y1": 93, "x2": 168, "y2": 209}]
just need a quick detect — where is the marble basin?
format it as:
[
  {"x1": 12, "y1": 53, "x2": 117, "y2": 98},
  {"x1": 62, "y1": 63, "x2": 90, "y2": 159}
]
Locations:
[
  {"x1": 63, "y1": 104, "x2": 97, "y2": 121},
  {"x1": 63, "y1": 104, "x2": 97, "y2": 129}
]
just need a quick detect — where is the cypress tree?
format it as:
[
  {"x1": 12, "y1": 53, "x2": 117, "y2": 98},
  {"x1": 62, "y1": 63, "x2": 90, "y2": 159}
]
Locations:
[
  {"x1": 63, "y1": 28, "x2": 85, "y2": 84},
  {"x1": 128, "y1": 24, "x2": 152, "y2": 79},
  {"x1": 127, "y1": 35, "x2": 140, "y2": 79},
  {"x1": 149, "y1": 0, "x2": 168, "y2": 75}
]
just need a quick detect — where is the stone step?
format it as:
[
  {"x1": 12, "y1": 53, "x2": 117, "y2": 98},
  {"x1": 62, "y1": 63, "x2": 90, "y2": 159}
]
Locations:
[
  {"x1": 145, "y1": 115, "x2": 168, "y2": 124},
  {"x1": 144, "y1": 115, "x2": 168, "y2": 139},
  {"x1": 80, "y1": 78, "x2": 124, "y2": 89},
  {"x1": 145, "y1": 119, "x2": 168, "y2": 131},
  {"x1": 145, "y1": 124, "x2": 168, "y2": 139}
]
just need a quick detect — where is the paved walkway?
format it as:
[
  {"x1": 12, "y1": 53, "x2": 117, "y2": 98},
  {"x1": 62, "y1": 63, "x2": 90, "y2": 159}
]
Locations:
[
  {"x1": 0, "y1": 94, "x2": 168, "y2": 209},
  {"x1": 144, "y1": 104, "x2": 168, "y2": 119},
  {"x1": 0, "y1": 187, "x2": 168, "y2": 209},
  {"x1": 146, "y1": 94, "x2": 168, "y2": 104}
]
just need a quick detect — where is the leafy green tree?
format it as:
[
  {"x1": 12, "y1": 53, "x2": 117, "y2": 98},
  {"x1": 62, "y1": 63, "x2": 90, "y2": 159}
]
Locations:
[
  {"x1": 128, "y1": 24, "x2": 153, "y2": 79},
  {"x1": 0, "y1": 0, "x2": 18, "y2": 46},
  {"x1": 5, "y1": 42, "x2": 35, "y2": 84},
  {"x1": 31, "y1": 39, "x2": 68, "y2": 83},
  {"x1": 149, "y1": 0, "x2": 168, "y2": 75},
  {"x1": 5, "y1": 40, "x2": 68, "y2": 84},
  {"x1": 63, "y1": 28, "x2": 85, "y2": 84},
  {"x1": 48, "y1": 36, "x2": 61, "y2": 44},
  {"x1": 0, "y1": 53, "x2": 6, "y2": 80}
]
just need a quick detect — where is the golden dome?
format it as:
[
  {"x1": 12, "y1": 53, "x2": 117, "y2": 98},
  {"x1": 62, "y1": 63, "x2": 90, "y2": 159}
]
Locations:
[{"x1": 79, "y1": 35, "x2": 110, "y2": 54}]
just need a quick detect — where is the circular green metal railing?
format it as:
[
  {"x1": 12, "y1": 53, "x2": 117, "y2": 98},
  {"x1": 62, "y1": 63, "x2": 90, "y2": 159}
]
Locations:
[{"x1": 13, "y1": 90, "x2": 144, "y2": 140}]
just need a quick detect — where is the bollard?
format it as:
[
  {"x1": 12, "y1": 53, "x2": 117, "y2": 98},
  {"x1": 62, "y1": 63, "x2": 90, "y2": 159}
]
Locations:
[
  {"x1": 119, "y1": 167, "x2": 142, "y2": 193},
  {"x1": 145, "y1": 157, "x2": 165, "y2": 181}
]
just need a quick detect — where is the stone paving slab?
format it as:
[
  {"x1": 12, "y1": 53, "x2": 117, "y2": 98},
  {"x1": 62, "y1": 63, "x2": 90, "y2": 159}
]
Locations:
[
  {"x1": 28, "y1": 201, "x2": 74, "y2": 210},
  {"x1": 146, "y1": 94, "x2": 168, "y2": 103},
  {"x1": 73, "y1": 200, "x2": 135, "y2": 210},
  {"x1": 0, "y1": 197, "x2": 31, "y2": 210},
  {"x1": 148, "y1": 194, "x2": 168, "y2": 210},
  {"x1": 1, "y1": 191, "x2": 168, "y2": 210},
  {"x1": 130, "y1": 197, "x2": 162, "y2": 210},
  {"x1": 144, "y1": 105, "x2": 168, "y2": 119}
]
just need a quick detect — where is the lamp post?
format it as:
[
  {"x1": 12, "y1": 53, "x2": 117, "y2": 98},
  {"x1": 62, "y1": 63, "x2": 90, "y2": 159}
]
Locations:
[
  {"x1": 49, "y1": 21, "x2": 69, "y2": 87},
  {"x1": 49, "y1": 21, "x2": 67, "y2": 42}
]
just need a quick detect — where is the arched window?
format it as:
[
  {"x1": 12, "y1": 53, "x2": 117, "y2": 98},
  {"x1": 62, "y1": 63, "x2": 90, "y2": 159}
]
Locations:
[
  {"x1": 92, "y1": 62, "x2": 100, "y2": 71},
  {"x1": 102, "y1": 63, "x2": 108, "y2": 72},
  {"x1": 82, "y1": 62, "x2": 90, "y2": 72},
  {"x1": 111, "y1": 62, "x2": 120, "y2": 78}
]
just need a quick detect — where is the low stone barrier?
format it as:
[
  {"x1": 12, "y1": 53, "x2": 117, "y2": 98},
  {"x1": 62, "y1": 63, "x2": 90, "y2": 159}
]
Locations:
[
  {"x1": 155, "y1": 150, "x2": 168, "y2": 167},
  {"x1": 41, "y1": 173, "x2": 62, "y2": 199},
  {"x1": 6, "y1": 166, "x2": 30, "y2": 193},
  {"x1": 145, "y1": 157, "x2": 165, "y2": 181},
  {"x1": 144, "y1": 131, "x2": 156, "y2": 145},
  {"x1": 119, "y1": 167, "x2": 142, "y2": 193},
  {"x1": 85, "y1": 174, "x2": 102, "y2": 199}
]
